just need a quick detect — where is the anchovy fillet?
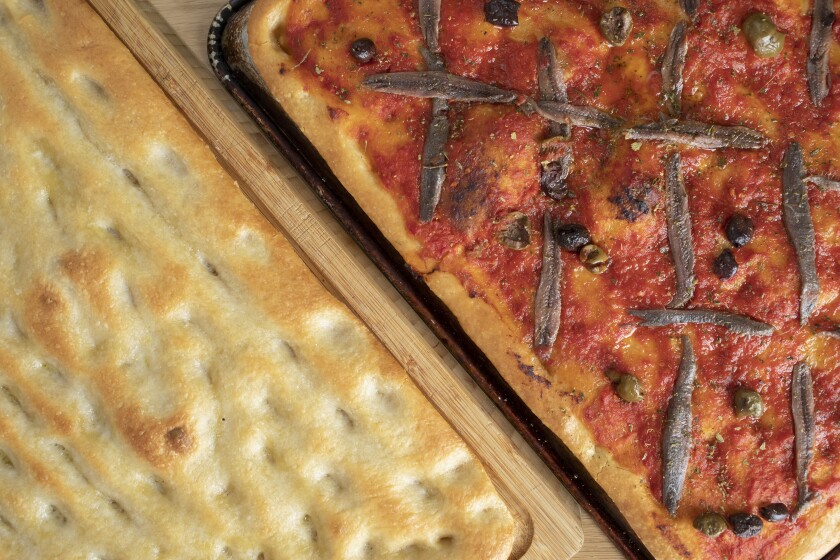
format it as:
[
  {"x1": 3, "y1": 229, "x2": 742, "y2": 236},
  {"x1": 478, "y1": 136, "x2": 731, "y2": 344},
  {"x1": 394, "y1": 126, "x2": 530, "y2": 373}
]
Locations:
[
  {"x1": 662, "y1": 21, "x2": 688, "y2": 116},
  {"x1": 418, "y1": 0, "x2": 442, "y2": 53},
  {"x1": 662, "y1": 335, "x2": 696, "y2": 517},
  {"x1": 807, "y1": 0, "x2": 834, "y2": 107},
  {"x1": 416, "y1": 0, "x2": 448, "y2": 223},
  {"x1": 629, "y1": 308, "x2": 774, "y2": 336},
  {"x1": 625, "y1": 119, "x2": 766, "y2": 150},
  {"x1": 419, "y1": 46, "x2": 445, "y2": 71},
  {"x1": 679, "y1": 0, "x2": 698, "y2": 19},
  {"x1": 419, "y1": 97, "x2": 450, "y2": 222},
  {"x1": 537, "y1": 37, "x2": 568, "y2": 103},
  {"x1": 791, "y1": 361, "x2": 817, "y2": 519},
  {"x1": 537, "y1": 37, "x2": 571, "y2": 139},
  {"x1": 782, "y1": 142, "x2": 820, "y2": 325},
  {"x1": 806, "y1": 175, "x2": 840, "y2": 191},
  {"x1": 535, "y1": 100, "x2": 623, "y2": 130},
  {"x1": 664, "y1": 153, "x2": 695, "y2": 308},
  {"x1": 534, "y1": 214, "x2": 562, "y2": 352},
  {"x1": 363, "y1": 72, "x2": 519, "y2": 103}
]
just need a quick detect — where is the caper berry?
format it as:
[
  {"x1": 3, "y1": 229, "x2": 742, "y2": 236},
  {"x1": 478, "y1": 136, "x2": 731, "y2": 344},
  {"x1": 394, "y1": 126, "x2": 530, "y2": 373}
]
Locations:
[
  {"x1": 350, "y1": 38, "x2": 377, "y2": 63},
  {"x1": 759, "y1": 503, "x2": 790, "y2": 523},
  {"x1": 693, "y1": 512, "x2": 727, "y2": 537},
  {"x1": 579, "y1": 243, "x2": 610, "y2": 274},
  {"x1": 713, "y1": 249, "x2": 738, "y2": 280},
  {"x1": 600, "y1": 7, "x2": 633, "y2": 46},
  {"x1": 743, "y1": 13, "x2": 785, "y2": 58},
  {"x1": 498, "y1": 212, "x2": 531, "y2": 250},
  {"x1": 725, "y1": 213, "x2": 754, "y2": 248},
  {"x1": 733, "y1": 387, "x2": 764, "y2": 419},
  {"x1": 616, "y1": 374, "x2": 644, "y2": 402},
  {"x1": 556, "y1": 223, "x2": 591, "y2": 252},
  {"x1": 729, "y1": 512, "x2": 763, "y2": 538}
]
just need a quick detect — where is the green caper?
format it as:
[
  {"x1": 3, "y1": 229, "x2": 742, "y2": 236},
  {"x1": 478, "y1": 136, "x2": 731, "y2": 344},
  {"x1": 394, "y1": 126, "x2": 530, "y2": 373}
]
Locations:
[
  {"x1": 733, "y1": 387, "x2": 764, "y2": 419},
  {"x1": 579, "y1": 243, "x2": 610, "y2": 274},
  {"x1": 743, "y1": 13, "x2": 785, "y2": 58},
  {"x1": 693, "y1": 512, "x2": 727, "y2": 537},
  {"x1": 616, "y1": 374, "x2": 644, "y2": 402},
  {"x1": 605, "y1": 368, "x2": 622, "y2": 383}
]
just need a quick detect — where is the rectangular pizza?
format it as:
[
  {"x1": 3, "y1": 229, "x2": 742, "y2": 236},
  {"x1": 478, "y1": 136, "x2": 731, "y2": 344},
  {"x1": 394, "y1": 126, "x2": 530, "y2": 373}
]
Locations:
[
  {"x1": 0, "y1": 0, "x2": 518, "y2": 558},
  {"x1": 241, "y1": 0, "x2": 840, "y2": 558}
]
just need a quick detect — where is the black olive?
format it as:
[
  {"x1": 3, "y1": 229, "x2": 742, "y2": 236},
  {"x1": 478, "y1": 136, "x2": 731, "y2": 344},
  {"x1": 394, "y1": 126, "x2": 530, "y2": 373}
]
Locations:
[
  {"x1": 540, "y1": 155, "x2": 571, "y2": 200},
  {"x1": 350, "y1": 38, "x2": 377, "y2": 63},
  {"x1": 713, "y1": 249, "x2": 738, "y2": 280},
  {"x1": 497, "y1": 212, "x2": 531, "y2": 250},
  {"x1": 484, "y1": 0, "x2": 520, "y2": 27},
  {"x1": 556, "y1": 224, "x2": 591, "y2": 252},
  {"x1": 729, "y1": 513, "x2": 763, "y2": 538},
  {"x1": 600, "y1": 7, "x2": 633, "y2": 46},
  {"x1": 725, "y1": 213, "x2": 754, "y2": 247},
  {"x1": 759, "y1": 503, "x2": 790, "y2": 523}
]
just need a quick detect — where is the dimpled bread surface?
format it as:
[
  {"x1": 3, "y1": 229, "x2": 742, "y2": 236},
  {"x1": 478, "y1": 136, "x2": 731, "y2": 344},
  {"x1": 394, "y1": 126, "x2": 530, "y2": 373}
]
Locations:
[{"x1": 0, "y1": 0, "x2": 516, "y2": 558}]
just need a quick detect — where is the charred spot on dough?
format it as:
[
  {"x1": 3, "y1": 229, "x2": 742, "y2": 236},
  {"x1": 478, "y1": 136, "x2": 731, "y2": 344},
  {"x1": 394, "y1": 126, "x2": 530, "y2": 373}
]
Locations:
[
  {"x1": 0, "y1": 513, "x2": 15, "y2": 533},
  {"x1": 609, "y1": 183, "x2": 659, "y2": 222},
  {"x1": 165, "y1": 426, "x2": 193, "y2": 453}
]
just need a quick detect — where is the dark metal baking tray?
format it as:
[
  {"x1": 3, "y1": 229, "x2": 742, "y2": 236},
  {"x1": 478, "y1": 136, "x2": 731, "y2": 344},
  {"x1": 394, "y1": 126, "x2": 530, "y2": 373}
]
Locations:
[{"x1": 207, "y1": 3, "x2": 840, "y2": 559}]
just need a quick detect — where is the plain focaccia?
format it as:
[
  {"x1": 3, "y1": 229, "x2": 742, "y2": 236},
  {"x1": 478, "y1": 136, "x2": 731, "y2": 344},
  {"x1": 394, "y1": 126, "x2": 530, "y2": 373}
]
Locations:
[
  {"x1": 247, "y1": 0, "x2": 840, "y2": 558},
  {"x1": 0, "y1": 1, "x2": 516, "y2": 559}
]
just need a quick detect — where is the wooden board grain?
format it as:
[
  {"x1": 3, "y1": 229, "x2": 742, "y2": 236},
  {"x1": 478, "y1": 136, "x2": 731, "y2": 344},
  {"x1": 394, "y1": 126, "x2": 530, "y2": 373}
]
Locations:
[{"x1": 85, "y1": 0, "x2": 592, "y2": 558}]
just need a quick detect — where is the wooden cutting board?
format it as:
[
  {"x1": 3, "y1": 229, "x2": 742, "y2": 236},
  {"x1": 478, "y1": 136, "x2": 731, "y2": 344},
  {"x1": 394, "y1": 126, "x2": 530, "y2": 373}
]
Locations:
[{"x1": 86, "y1": 1, "x2": 619, "y2": 558}]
